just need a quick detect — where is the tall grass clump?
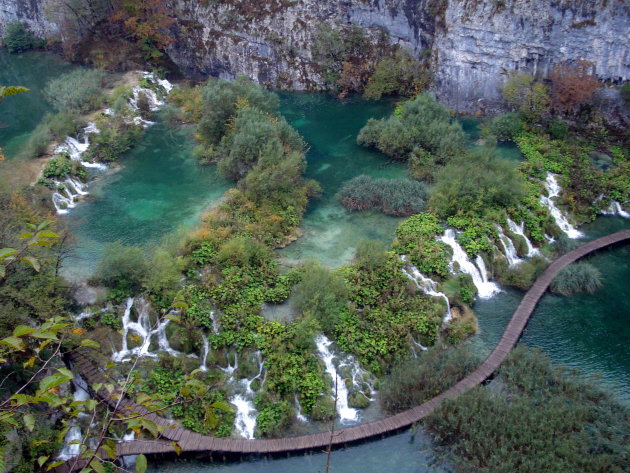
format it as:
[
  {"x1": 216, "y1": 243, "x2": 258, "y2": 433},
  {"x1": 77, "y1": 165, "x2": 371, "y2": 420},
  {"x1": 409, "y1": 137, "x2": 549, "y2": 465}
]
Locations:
[
  {"x1": 44, "y1": 69, "x2": 106, "y2": 113},
  {"x1": 337, "y1": 175, "x2": 428, "y2": 216},
  {"x1": 379, "y1": 344, "x2": 479, "y2": 413},
  {"x1": 550, "y1": 261, "x2": 602, "y2": 296}
]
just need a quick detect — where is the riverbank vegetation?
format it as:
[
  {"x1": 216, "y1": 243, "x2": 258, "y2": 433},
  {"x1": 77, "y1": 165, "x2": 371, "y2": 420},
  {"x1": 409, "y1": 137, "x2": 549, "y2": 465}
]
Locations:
[{"x1": 425, "y1": 346, "x2": 630, "y2": 473}]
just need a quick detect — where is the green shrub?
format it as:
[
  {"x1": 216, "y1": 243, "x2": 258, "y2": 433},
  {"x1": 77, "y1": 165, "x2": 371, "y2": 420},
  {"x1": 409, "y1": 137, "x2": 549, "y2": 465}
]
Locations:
[
  {"x1": 41, "y1": 154, "x2": 86, "y2": 180},
  {"x1": 358, "y1": 93, "x2": 465, "y2": 162},
  {"x1": 550, "y1": 262, "x2": 602, "y2": 296},
  {"x1": 336, "y1": 175, "x2": 428, "y2": 216},
  {"x1": 364, "y1": 49, "x2": 430, "y2": 100},
  {"x1": 3, "y1": 20, "x2": 44, "y2": 53},
  {"x1": 429, "y1": 149, "x2": 527, "y2": 219},
  {"x1": 254, "y1": 398, "x2": 292, "y2": 437},
  {"x1": 486, "y1": 112, "x2": 523, "y2": 141},
  {"x1": 498, "y1": 256, "x2": 548, "y2": 290},
  {"x1": 19, "y1": 122, "x2": 52, "y2": 158},
  {"x1": 44, "y1": 69, "x2": 106, "y2": 113},
  {"x1": 547, "y1": 118, "x2": 569, "y2": 139},
  {"x1": 425, "y1": 346, "x2": 630, "y2": 473},
  {"x1": 379, "y1": 344, "x2": 479, "y2": 413},
  {"x1": 100, "y1": 312, "x2": 122, "y2": 331},
  {"x1": 92, "y1": 242, "x2": 148, "y2": 291},
  {"x1": 293, "y1": 262, "x2": 348, "y2": 333}
]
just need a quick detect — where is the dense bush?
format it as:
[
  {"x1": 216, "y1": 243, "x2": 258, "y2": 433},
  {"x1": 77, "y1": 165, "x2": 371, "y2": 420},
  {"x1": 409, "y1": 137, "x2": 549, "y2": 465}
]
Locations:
[
  {"x1": 486, "y1": 112, "x2": 523, "y2": 141},
  {"x1": 357, "y1": 93, "x2": 465, "y2": 164},
  {"x1": 425, "y1": 346, "x2": 630, "y2": 473},
  {"x1": 429, "y1": 149, "x2": 526, "y2": 219},
  {"x1": 92, "y1": 242, "x2": 148, "y2": 293},
  {"x1": 44, "y1": 69, "x2": 106, "y2": 113},
  {"x1": 3, "y1": 20, "x2": 44, "y2": 53},
  {"x1": 363, "y1": 49, "x2": 430, "y2": 100},
  {"x1": 379, "y1": 344, "x2": 479, "y2": 413},
  {"x1": 293, "y1": 262, "x2": 348, "y2": 333},
  {"x1": 19, "y1": 112, "x2": 84, "y2": 159},
  {"x1": 550, "y1": 262, "x2": 602, "y2": 296},
  {"x1": 337, "y1": 175, "x2": 428, "y2": 216},
  {"x1": 41, "y1": 154, "x2": 86, "y2": 180}
]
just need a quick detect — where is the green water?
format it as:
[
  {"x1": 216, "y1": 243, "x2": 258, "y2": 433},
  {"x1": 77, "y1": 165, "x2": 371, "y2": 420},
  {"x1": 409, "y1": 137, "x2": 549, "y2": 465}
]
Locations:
[
  {"x1": 277, "y1": 93, "x2": 407, "y2": 267},
  {"x1": 473, "y1": 215, "x2": 630, "y2": 400},
  {"x1": 0, "y1": 51, "x2": 76, "y2": 160},
  {"x1": 61, "y1": 121, "x2": 230, "y2": 280}
]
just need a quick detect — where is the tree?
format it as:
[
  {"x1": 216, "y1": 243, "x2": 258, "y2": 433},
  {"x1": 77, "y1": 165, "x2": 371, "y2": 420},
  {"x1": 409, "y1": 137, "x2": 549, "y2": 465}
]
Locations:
[
  {"x1": 3, "y1": 20, "x2": 43, "y2": 53},
  {"x1": 501, "y1": 73, "x2": 550, "y2": 122},
  {"x1": 549, "y1": 60, "x2": 600, "y2": 115}
]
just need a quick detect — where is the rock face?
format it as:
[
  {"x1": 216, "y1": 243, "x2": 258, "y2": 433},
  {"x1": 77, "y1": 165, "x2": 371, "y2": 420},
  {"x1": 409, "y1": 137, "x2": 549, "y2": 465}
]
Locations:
[
  {"x1": 0, "y1": 0, "x2": 59, "y2": 39},
  {"x1": 1, "y1": 0, "x2": 628, "y2": 109},
  {"x1": 434, "y1": 0, "x2": 630, "y2": 111}
]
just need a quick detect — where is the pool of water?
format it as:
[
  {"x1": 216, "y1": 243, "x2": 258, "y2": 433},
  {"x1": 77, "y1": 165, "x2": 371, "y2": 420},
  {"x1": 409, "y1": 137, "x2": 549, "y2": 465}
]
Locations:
[
  {"x1": 0, "y1": 50, "x2": 76, "y2": 160},
  {"x1": 61, "y1": 121, "x2": 230, "y2": 281},
  {"x1": 277, "y1": 93, "x2": 407, "y2": 268},
  {"x1": 473, "y1": 215, "x2": 630, "y2": 400}
]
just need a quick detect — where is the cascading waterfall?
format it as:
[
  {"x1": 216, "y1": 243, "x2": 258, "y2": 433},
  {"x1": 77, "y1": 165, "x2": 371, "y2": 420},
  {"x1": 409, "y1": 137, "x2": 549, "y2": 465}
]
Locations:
[
  {"x1": 51, "y1": 72, "x2": 174, "y2": 213},
  {"x1": 540, "y1": 173, "x2": 583, "y2": 239},
  {"x1": 602, "y1": 201, "x2": 630, "y2": 218},
  {"x1": 507, "y1": 219, "x2": 540, "y2": 257},
  {"x1": 496, "y1": 226, "x2": 523, "y2": 266},
  {"x1": 112, "y1": 297, "x2": 179, "y2": 362},
  {"x1": 438, "y1": 229, "x2": 501, "y2": 299},
  {"x1": 119, "y1": 432, "x2": 137, "y2": 469},
  {"x1": 57, "y1": 376, "x2": 90, "y2": 460},
  {"x1": 315, "y1": 335, "x2": 360, "y2": 423},
  {"x1": 229, "y1": 352, "x2": 265, "y2": 439},
  {"x1": 295, "y1": 394, "x2": 308, "y2": 422},
  {"x1": 400, "y1": 256, "x2": 452, "y2": 325},
  {"x1": 199, "y1": 335, "x2": 210, "y2": 372}
]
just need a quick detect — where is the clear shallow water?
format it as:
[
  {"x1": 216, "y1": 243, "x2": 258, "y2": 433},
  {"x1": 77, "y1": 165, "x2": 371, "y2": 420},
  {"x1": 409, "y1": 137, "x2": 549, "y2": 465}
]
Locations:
[
  {"x1": 474, "y1": 216, "x2": 630, "y2": 400},
  {"x1": 278, "y1": 93, "x2": 407, "y2": 268},
  {"x1": 61, "y1": 122, "x2": 230, "y2": 280},
  {"x1": 0, "y1": 51, "x2": 76, "y2": 160},
  {"x1": 147, "y1": 430, "x2": 449, "y2": 473}
]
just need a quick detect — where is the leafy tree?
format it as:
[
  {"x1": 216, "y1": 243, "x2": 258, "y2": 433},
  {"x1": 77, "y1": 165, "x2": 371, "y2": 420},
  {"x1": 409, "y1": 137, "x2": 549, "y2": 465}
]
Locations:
[
  {"x1": 549, "y1": 60, "x2": 600, "y2": 115},
  {"x1": 3, "y1": 21, "x2": 43, "y2": 53},
  {"x1": 485, "y1": 112, "x2": 523, "y2": 141},
  {"x1": 501, "y1": 73, "x2": 550, "y2": 122},
  {"x1": 363, "y1": 49, "x2": 430, "y2": 100}
]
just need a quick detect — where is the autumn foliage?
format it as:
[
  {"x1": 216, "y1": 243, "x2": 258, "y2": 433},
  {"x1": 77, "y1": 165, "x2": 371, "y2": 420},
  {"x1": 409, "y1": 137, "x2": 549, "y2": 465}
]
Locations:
[{"x1": 549, "y1": 60, "x2": 600, "y2": 114}]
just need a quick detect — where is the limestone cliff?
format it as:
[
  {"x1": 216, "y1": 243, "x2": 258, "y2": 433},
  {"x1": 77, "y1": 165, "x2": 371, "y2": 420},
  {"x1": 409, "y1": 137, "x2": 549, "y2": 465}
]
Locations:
[{"x1": 1, "y1": 0, "x2": 628, "y2": 110}]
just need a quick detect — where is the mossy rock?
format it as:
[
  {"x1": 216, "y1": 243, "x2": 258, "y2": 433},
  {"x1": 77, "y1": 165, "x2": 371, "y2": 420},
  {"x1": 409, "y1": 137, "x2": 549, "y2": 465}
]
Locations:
[
  {"x1": 348, "y1": 391, "x2": 370, "y2": 409},
  {"x1": 311, "y1": 396, "x2": 335, "y2": 421}
]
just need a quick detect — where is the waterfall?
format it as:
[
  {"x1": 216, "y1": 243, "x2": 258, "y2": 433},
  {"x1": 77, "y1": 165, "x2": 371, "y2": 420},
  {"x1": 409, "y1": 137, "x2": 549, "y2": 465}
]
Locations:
[
  {"x1": 51, "y1": 72, "x2": 174, "y2": 213},
  {"x1": 438, "y1": 229, "x2": 501, "y2": 299},
  {"x1": 315, "y1": 335, "x2": 359, "y2": 423},
  {"x1": 119, "y1": 432, "x2": 137, "y2": 469},
  {"x1": 112, "y1": 298, "x2": 180, "y2": 362},
  {"x1": 295, "y1": 394, "x2": 308, "y2": 422},
  {"x1": 199, "y1": 335, "x2": 210, "y2": 372},
  {"x1": 540, "y1": 173, "x2": 583, "y2": 239},
  {"x1": 229, "y1": 352, "x2": 265, "y2": 439},
  {"x1": 400, "y1": 256, "x2": 452, "y2": 325},
  {"x1": 231, "y1": 395, "x2": 257, "y2": 439},
  {"x1": 57, "y1": 377, "x2": 91, "y2": 461},
  {"x1": 219, "y1": 351, "x2": 238, "y2": 376},
  {"x1": 507, "y1": 219, "x2": 540, "y2": 257},
  {"x1": 496, "y1": 226, "x2": 523, "y2": 266},
  {"x1": 51, "y1": 178, "x2": 89, "y2": 214},
  {"x1": 602, "y1": 201, "x2": 630, "y2": 218},
  {"x1": 210, "y1": 310, "x2": 220, "y2": 334}
]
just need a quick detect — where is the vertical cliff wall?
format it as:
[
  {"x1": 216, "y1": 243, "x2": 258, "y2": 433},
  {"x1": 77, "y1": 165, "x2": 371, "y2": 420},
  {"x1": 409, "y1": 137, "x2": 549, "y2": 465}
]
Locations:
[
  {"x1": 434, "y1": 0, "x2": 630, "y2": 111},
  {"x1": 1, "y1": 0, "x2": 628, "y2": 109}
]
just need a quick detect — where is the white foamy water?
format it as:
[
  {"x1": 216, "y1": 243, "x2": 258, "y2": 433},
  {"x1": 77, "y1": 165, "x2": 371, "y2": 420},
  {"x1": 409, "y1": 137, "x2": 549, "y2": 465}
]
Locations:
[
  {"x1": 199, "y1": 335, "x2": 210, "y2": 372},
  {"x1": 315, "y1": 335, "x2": 361, "y2": 423},
  {"x1": 51, "y1": 72, "x2": 174, "y2": 213},
  {"x1": 438, "y1": 229, "x2": 501, "y2": 299},
  {"x1": 400, "y1": 256, "x2": 452, "y2": 325},
  {"x1": 496, "y1": 226, "x2": 523, "y2": 266},
  {"x1": 52, "y1": 177, "x2": 89, "y2": 214},
  {"x1": 602, "y1": 201, "x2": 630, "y2": 218},
  {"x1": 111, "y1": 298, "x2": 179, "y2": 362},
  {"x1": 507, "y1": 219, "x2": 540, "y2": 257},
  {"x1": 229, "y1": 352, "x2": 265, "y2": 439},
  {"x1": 57, "y1": 376, "x2": 91, "y2": 460},
  {"x1": 540, "y1": 173, "x2": 583, "y2": 239}
]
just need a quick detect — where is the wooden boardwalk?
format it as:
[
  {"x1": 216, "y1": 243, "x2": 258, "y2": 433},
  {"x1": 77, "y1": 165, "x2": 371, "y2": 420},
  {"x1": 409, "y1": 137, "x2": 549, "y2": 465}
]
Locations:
[{"x1": 64, "y1": 229, "x2": 630, "y2": 462}]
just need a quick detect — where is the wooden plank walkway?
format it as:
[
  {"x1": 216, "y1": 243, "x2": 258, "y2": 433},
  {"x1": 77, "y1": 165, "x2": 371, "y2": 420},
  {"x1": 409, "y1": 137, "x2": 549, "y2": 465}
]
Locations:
[{"x1": 59, "y1": 229, "x2": 630, "y2": 465}]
